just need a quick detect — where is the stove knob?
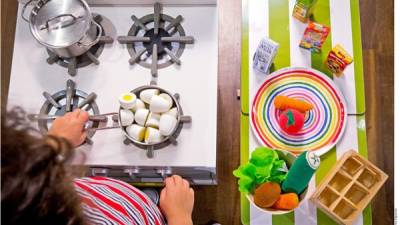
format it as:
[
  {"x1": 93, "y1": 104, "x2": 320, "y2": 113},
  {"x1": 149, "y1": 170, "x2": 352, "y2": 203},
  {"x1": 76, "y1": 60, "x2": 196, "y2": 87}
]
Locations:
[
  {"x1": 124, "y1": 168, "x2": 140, "y2": 178},
  {"x1": 91, "y1": 168, "x2": 108, "y2": 177},
  {"x1": 157, "y1": 168, "x2": 172, "y2": 179}
]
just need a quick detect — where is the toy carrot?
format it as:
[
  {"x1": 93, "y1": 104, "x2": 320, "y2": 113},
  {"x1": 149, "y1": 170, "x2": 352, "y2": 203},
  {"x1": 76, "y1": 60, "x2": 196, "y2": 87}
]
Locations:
[
  {"x1": 274, "y1": 95, "x2": 313, "y2": 113},
  {"x1": 272, "y1": 193, "x2": 299, "y2": 210}
]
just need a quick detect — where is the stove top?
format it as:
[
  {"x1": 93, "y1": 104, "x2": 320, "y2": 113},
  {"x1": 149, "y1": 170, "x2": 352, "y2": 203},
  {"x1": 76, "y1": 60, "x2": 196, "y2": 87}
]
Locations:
[{"x1": 8, "y1": 2, "x2": 218, "y2": 184}]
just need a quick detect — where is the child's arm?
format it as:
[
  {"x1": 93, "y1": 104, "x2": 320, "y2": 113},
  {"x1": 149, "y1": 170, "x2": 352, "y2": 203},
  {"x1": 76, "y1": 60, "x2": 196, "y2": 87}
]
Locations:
[{"x1": 160, "y1": 175, "x2": 194, "y2": 225}]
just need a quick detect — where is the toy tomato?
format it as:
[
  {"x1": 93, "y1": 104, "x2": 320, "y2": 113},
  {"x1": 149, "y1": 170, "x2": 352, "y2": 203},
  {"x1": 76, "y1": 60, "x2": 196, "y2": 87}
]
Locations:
[{"x1": 278, "y1": 109, "x2": 305, "y2": 134}]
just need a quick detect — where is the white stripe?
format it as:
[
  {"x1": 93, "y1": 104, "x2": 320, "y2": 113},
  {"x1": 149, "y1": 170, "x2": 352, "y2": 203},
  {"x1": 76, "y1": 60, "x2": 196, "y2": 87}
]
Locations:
[
  {"x1": 330, "y1": 0, "x2": 357, "y2": 114},
  {"x1": 289, "y1": 0, "x2": 311, "y2": 68},
  {"x1": 287, "y1": 0, "x2": 317, "y2": 224},
  {"x1": 248, "y1": 0, "x2": 272, "y2": 224},
  {"x1": 335, "y1": 116, "x2": 363, "y2": 225},
  {"x1": 331, "y1": 1, "x2": 362, "y2": 223}
]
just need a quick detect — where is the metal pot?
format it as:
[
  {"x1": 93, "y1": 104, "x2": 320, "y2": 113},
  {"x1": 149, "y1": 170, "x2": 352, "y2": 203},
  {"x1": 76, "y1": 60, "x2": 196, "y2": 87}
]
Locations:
[
  {"x1": 120, "y1": 85, "x2": 192, "y2": 158},
  {"x1": 21, "y1": 0, "x2": 102, "y2": 58},
  {"x1": 87, "y1": 85, "x2": 191, "y2": 158}
]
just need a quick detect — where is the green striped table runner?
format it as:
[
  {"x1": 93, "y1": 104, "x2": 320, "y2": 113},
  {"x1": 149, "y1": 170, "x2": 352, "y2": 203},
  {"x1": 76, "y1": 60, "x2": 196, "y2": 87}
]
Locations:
[{"x1": 240, "y1": 0, "x2": 370, "y2": 224}]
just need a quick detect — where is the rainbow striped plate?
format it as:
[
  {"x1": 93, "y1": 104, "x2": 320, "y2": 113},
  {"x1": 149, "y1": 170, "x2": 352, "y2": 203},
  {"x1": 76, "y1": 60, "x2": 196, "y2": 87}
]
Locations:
[{"x1": 251, "y1": 67, "x2": 347, "y2": 156}]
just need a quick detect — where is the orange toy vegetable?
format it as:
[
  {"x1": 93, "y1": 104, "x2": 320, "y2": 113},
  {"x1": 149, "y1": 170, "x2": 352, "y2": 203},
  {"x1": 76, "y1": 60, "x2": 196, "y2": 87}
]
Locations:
[
  {"x1": 274, "y1": 95, "x2": 313, "y2": 113},
  {"x1": 253, "y1": 182, "x2": 281, "y2": 208},
  {"x1": 272, "y1": 193, "x2": 299, "y2": 210}
]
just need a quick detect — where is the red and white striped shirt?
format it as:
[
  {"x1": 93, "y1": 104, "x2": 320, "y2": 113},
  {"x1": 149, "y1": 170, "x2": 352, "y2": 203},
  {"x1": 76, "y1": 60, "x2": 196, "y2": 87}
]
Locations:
[{"x1": 74, "y1": 177, "x2": 166, "y2": 225}]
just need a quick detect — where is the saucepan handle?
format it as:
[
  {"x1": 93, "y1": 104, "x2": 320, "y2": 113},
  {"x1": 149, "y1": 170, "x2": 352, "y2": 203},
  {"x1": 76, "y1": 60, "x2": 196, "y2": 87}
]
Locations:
[
  {"x1": 21, "y1": 0, "x2": 35, "y2": 22},
  {"x1": 78, "y1": 19, "x2": 103, "y2": 47},
  {"x1": 87, "y1": 112, "x2": 121, "y2": 131}
]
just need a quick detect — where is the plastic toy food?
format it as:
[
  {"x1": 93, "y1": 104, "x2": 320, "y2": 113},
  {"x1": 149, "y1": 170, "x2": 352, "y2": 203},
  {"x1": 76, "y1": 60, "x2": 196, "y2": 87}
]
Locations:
[
  {"x1": 233, "y1": 147, "x2": 287, "y2": 193},
  {"x1": 119, "y1": 92, "x2": 137, "y2": 109},
  {"x1": 299, "y1": 22, "x2": 330, "y2": 53},
  {"x1": 325, "y1": 44, "x2": 353, "y2": 76},
  {"x1": 253, "y1": 182, "x2": 281, "y2": 208},
  {"x1": 282, "y1": 151, "x2": 320, "y2": 195},
  {"x1": 278, "y1": 109, "x2": 305, "y2": 134},
  {"x1": 292, "y1": 0, "x2": 317, "y2": 23},
  {"x1": 274, "y1": 95, "x2": 313, "y2": 113},
  {"x1": 253, "y1": 37, "x2": 279, "y2": 74},
  {"x1": 272, "y1": 193, "x2": 299, "y2": 210},
  {"x1": 120, "y1": 109, "x2": 135, "y2": 126}
]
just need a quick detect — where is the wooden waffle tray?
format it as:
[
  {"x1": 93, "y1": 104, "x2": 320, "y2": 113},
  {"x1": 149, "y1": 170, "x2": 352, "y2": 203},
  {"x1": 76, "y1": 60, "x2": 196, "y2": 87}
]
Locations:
[{"x1": 310, "y1": 150, "x2": 388, "y2": 225}]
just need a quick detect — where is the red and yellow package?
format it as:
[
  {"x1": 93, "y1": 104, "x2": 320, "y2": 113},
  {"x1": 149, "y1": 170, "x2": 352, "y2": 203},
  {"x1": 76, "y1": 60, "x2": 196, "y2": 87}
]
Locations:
[
  {"x1": 299, "y1": 22, "x2": 330, "y2": 53},
  {"x1": 325, "y1": 44, "x2": 353, "y2": 76}
]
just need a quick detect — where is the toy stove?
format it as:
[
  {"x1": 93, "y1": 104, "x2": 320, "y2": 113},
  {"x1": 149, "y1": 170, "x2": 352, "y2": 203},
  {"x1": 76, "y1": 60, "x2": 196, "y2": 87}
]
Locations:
[{"x1": 7, "y1": 1, "x2": 218, "y2": 185}]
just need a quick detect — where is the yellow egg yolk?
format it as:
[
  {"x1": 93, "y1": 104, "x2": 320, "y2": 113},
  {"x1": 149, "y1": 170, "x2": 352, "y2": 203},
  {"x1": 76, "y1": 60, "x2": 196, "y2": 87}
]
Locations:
[
  {"x1": 145, "y1": 129, "x2": 150, "y2": 142},
  {"x1": 123, "y1": 94, "x2": 133, "y2": 101}
]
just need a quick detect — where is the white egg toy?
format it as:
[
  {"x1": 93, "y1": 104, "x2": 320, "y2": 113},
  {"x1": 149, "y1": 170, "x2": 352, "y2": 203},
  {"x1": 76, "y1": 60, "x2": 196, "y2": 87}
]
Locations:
[
  {"x1": 159, "y1": 114, "x2": 178, "y2": 136},
  {"x1": 144, "y1": 127, "x2": 163, "y2": 144},
  {"x1": 159, "y1": 93, "x2": 173, "y2": 109},
  {"x1": 164, "y1": 107, "x2": 178, "y2": 118},
  {"x1": 140, "y1": 89, "x2": 160, "y2": 104},
  {"x1": 149, "y1": 95, "x2": 171, "y2": 113},
  {"x1": 119, "y1": 92, "x2": 137, "y2": 109},
  {"x1": 126, "y1": 124, "x2": 146, "y2": 142},
  {"x1": 146, "y1": 112, "x2": 161, "y2": 128},
  {"x1": 135, "y1": 108, "x2": 150, "y2": 126},
  {"x1": 131, "y1": 99, "x2": 146, "y2": 112},
  {"x1": 120, "y1": 109, "x2": 135, "y2": 126}
]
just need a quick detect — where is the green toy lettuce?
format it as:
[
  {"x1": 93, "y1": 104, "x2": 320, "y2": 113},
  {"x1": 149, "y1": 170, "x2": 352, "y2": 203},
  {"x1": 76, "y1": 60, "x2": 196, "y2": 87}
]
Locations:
[{"x1": 233, "y1": 147, "x2": 287, "y2": 194}]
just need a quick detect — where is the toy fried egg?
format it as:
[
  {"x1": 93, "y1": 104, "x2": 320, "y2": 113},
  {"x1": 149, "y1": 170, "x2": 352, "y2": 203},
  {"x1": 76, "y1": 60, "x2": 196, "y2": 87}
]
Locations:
[
  {"x1": 119, "y1": 92, "x2": 137, "y2": 109},
  {"x1": 126, "y1": 124, "x2": 146, "y2": 142},
  {"x1": 120, "y1": 109, "x2": 135, "y2": 126}
]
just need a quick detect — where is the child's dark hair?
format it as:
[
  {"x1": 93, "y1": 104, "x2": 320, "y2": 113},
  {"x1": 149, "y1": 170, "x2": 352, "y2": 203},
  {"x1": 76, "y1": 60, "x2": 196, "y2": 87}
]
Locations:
[{"x1": 1, "y1": 107, "x2": 85, "y2": 225}]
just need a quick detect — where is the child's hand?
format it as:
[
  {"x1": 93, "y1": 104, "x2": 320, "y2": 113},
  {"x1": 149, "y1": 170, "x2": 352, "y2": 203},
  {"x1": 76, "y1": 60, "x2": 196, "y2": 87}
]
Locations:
[
  {"x1": 160, "y1": 175, "x2": 194, "y2": 225},
  {"x1": 48, "y1": 109, "x2": 89, "y2": 147}
]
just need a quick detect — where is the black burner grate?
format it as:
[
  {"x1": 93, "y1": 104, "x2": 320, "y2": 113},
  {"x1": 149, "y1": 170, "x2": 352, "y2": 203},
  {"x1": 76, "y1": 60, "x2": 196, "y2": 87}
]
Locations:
[{"x1": 117, "y1": 2, "x2": 194, "y2": 79}]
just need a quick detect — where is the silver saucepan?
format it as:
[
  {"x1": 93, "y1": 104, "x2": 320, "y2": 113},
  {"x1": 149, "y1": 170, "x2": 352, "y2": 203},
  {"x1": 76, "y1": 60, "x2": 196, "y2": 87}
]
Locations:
[{"x1": 21, "y1": 0, "x2": 102, "y2": 58}]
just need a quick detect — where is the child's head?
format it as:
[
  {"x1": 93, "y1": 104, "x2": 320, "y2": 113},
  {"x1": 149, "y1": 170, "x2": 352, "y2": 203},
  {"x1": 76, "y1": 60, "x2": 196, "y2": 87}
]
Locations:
[{"x1": 2, "y1": 107, "x2": 85, "y2": 225}]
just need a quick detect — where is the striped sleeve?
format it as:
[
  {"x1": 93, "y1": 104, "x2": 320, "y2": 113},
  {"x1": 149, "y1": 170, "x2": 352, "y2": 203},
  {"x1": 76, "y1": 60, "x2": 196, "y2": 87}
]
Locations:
[{"x1": 74, "y1": 177, "x2": 166, "y2": 225}]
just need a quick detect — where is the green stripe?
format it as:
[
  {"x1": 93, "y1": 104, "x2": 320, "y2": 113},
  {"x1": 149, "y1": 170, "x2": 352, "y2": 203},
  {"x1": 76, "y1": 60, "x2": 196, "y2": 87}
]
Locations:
[
  {"x1": 269, "y1": 0, "x2": 291, "y2": 72},
  {"x1": 268, "y1": 0, "x2": 293, "y2": 224},
  {"x1": 240, "y1": 1, "x2": 250, "y2": 224},
  {"x1": 357, "y1": 116, "x2": 372, "y2": 225},
  {"x1": 350, "y1": 0, "x2": 366, "y2": 114},
  {"x1": 240, "y1": 114, "x2": 250, "y2": 224},
  {"x1": 310, "y1": 0, "x2": 340, "y2": 224},
  {"x1": 241, "y1": 0, "x2": 250, "y2": 115}
]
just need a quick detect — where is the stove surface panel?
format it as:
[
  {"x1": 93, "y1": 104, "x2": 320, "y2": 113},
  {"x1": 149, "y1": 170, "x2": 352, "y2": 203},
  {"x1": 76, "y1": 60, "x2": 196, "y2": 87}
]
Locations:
[{"x1": 8, "y1": 5, "x2": 217, "y2": 168}]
